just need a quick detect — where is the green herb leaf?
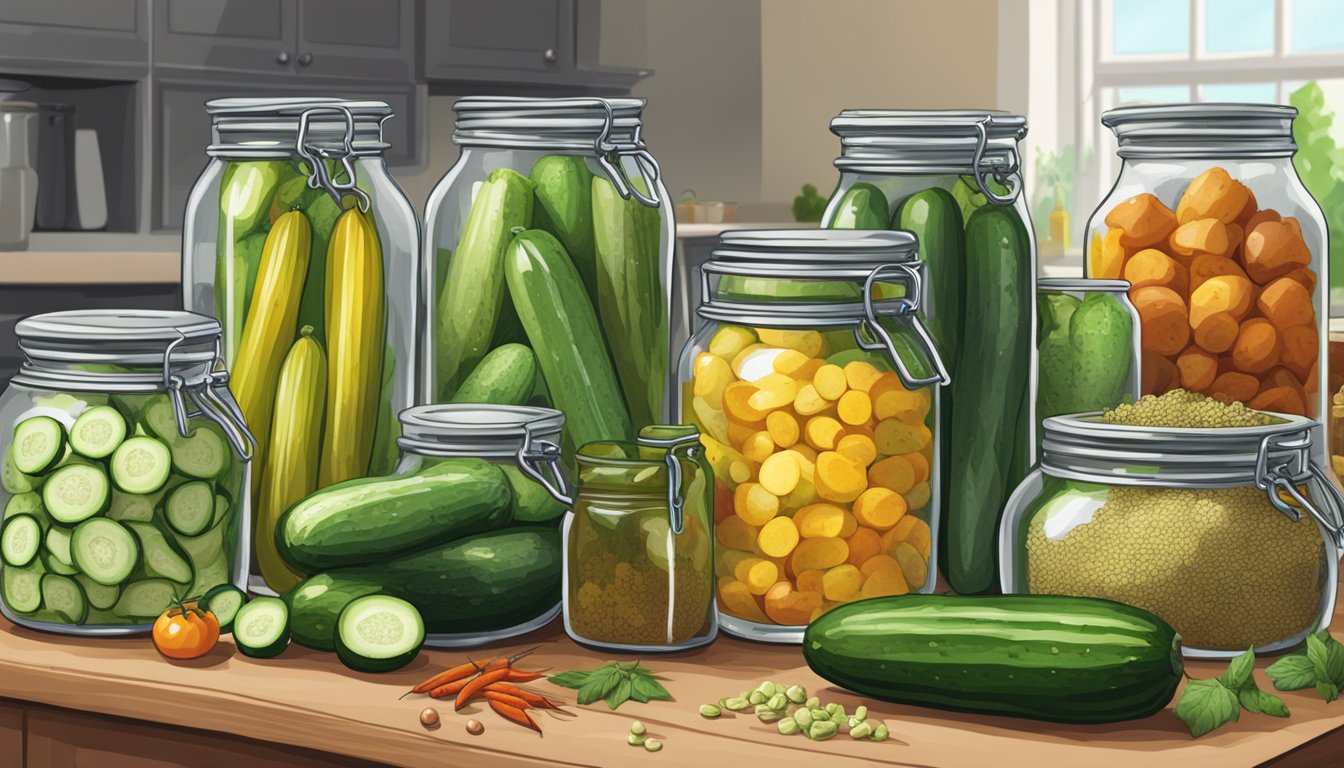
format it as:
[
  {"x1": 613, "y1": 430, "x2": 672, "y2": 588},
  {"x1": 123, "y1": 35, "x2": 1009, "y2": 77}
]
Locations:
[
  {"x1": 547, "y1": 670, "x2": 591, "y2": 689},
  {"x1": 629, "y1": 681, "x2": 650, "y2": 704},
  {"x1": 1324, "y1": 636, "x2": 1344, "y2": 688},
  {"x1": 608, "y1": 677, "x2": 633, "y2": 710},
  {"x1": 1220, "y1": 648, "x2": 1255, "y2": 690},
  {"x1": 1238, "y1": 687, "x2": 1291, "y2": 718},
  {"x1": 631, "y1": 674, "x2": 675, "y2": 702},
  {"x1": 1317, "y1": 680, "x2": 1340, "y2": 704},
  {"x1": 577, "y1": 665, "x2": 624, "y2": 705},
  {"x1": 1308, "y1": 634, "x2": 1333, "y2": 683},
  {"x1": 1267, "y1": 655, "x2": 1317, "y2": 691},
  {"x1": 1175, "y1": 679, "x2": 1240, "y2": 738}
]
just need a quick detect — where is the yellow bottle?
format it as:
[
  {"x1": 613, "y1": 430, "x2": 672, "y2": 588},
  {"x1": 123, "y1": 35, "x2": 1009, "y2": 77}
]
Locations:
[{"x1": 1049, "y1": 183, "x2": 1070, "y2": 254}]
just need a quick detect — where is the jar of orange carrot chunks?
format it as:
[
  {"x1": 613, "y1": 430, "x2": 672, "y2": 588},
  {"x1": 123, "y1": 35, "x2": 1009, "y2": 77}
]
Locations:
[
  {"x1": 1084, "y1": 104, "x2": 1329, "y2": 460},
  {"x1": 678, "y1": 229, "x2": 950, "y2": 643}
]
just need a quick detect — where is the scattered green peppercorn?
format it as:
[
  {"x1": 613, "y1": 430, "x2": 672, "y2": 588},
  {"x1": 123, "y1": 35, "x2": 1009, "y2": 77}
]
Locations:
[
  {"x1": 765, "y1": 693, "x2": 788, "y2": 711},
  {"x1": 873, "y1": 723, "x2": 890, "y2": 742},
  {"x1": 756, "y1": 705, "x2": 782, "y2": 722},
  {"x1": 794, "y1": 708, "x2": 814, "y2": 728},
  {"x1": 723, "y1": 697, "x2": 750, "y2": 711},
  {"x1": 804, "y1": 696, "x2": 820, "y2": 709},
  {"x1": 810, "y1": 707, "x2": 830, "y2": 721},
  {"x1": 748, "y1": 690, "x2": 767, "y2": 706},
  {"x1": 853, "y1": 705, "x2": 868, "y2": 722},
  {"x1": 628, "y1": 733, "x2": 647, "y2": 747},
  {"x1": 825, "y1": 703, "x2": 845, "y2": 717},
  {"x1": 778, "y1": 717, "x2": 800, "y2": 736},
  {"x1": 644, "y1": 738, "x2": 663, "y2": 753},
  {"x1": 785, "y1": 685, "x2": 807, "y2": 704},
  {"x1": 809, "y1": 720, "x2": 838, "y2": 741},
  {"x1": 850, "y1": 723, "x2": 873, "y2": 739},
  {"x1": 699, "y1": 704, "x2": 722, "y2": 718},
  {"x1": 630, "y1": 721, "x2": 647, "y2": 737}
]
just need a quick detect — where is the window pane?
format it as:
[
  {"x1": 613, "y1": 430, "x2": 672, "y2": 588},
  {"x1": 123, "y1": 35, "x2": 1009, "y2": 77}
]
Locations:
[
  {"x1": 1113, "y1": 0, "x2": 1190, "y2": 56},
  {"x1": 1291, "y1": 0, "x2": 1344, "y2": 52},
  {"x1": 1201, "y1": 82, "x2": 1278, "y2": 102},
  {"x1": 1116, "y1": 85, "x2": 1193, "y2": 106},
  {"x1": 1204, "y1": 0, "x2": 1273, "y2": 53}
]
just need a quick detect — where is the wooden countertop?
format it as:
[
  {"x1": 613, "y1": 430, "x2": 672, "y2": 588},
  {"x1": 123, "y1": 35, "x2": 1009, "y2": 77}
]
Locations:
[{"x1": 2, "y1": 600, "x2": 1344, "y2": 768}]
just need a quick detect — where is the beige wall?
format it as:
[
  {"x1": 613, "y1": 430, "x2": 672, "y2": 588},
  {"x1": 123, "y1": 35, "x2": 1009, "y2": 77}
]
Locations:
[{"x1": 759, "y1": 0, "x2": 1000, "y2": 203}]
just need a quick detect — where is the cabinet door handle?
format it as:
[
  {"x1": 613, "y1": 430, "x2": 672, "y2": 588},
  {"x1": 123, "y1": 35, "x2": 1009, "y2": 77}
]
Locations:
[
  {"x1": 543, "y1": 48, "x2": 557, "y2": 64},
  {"x1": 298, "y1": 52, "x2": 314, "y2": 67},
  {"x1": 276, "y1": 51, "x2": 291, "y2": 65}
]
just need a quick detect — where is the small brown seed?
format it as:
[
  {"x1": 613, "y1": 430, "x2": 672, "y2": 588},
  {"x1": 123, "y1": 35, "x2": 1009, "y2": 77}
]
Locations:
[
  {"x1": 466, "y1": 718, "x2": 485, "y2": 735},
  {"x1": 419, "y1": 707, "x2": 440, "y2": 729}
]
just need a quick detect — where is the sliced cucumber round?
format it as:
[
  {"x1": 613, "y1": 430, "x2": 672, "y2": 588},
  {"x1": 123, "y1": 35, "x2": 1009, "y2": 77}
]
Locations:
[
  {"x1": 2, "y1": 561, "x2": 43, "y2": 613},
  {"x1": 41, "y1": 573, "x2": 88, "y2": 624},
  {"x1": 3, "y1": 450, "x2": 41, "y2": 494},
  {"x1": 44, "y1": 524, "x2": 73, "y2": 566},
  {"x1": 164, "y1": 480, "x2": 214, "y2": 537},
  {"x1": 70, "y1": 518, "x2": 139, "y2": 586},
  {"x1": 140, "y1": 395, "x2": 181, "y2": 443},
  {"x1": 11, "y1": 416, "x2": 66, "y2": 475},
  {"x1": 234, "y1": 596, "x2": 290, "y2": 658},
  {"x1": 111, "y1": 578, "x2": 176, "y2": 618},
  {"x1": 109, "y1": 436, "x2": 171, "y2": 495},
  {"x1": 201, "y1": 583, "x2": 247, "y2": 633},
  {"x1": 42, "y1": 463, "x2": 111, "y2": 524},
  {"x1": 69, "y1": 405, "x2": 128, "y2": 460},
  {"x1": 4, "y1": 491, "x2": 45, "y2": 521},
  {"x1": 335, "y1": 595, "x2": 424, "y2": 674},
  {"x1": 170, "y1": 426, "x2": 230, "y2": 480},
  {"x1": 42, "y1": 551, "x2": 79, "y2": 575},
  {"x1": 107, "y1": 489, "x2": 156, "y2": 523},
  {"x1": 75, "y1": 573, "x2": 121, "y2": 610},
  {"x1": 1, "y1": 514, "x2": 42, "y2": 567},
  {"x1": 124, "y1": 521, "x2": 193, "y2": 585}
]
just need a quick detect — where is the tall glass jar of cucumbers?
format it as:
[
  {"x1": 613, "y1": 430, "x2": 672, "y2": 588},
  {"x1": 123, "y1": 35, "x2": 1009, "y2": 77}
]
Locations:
[
  {"x1": 824, "y1": 110, "x2": 1038, "y2": 596},
  {"x1": 422, "y1": 97, "x2": 674, "y2": 456},
  {"x1": 180, "y1": 98, "x2": 418, "y2": 595},
  {"x1": 0, "y1": 310, "x2": 253, "y2": 635},
  {"x1": 679, "y1": 230, "x2": 950, "y2": 643}
]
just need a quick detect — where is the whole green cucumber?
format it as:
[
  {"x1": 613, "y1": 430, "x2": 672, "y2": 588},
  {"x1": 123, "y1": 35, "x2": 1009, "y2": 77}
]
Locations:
[
  {"x1": 592, "y1": 177, "x2": 667, "y2": 429},
  {"x1": 892, "y1": 188, "x2": 965, "y2": 360},
  {"x1": 803, "y1": 594, "x2": 1182, "y2": 724},
  {"x1": 1068, "y1": 292, "x2": 1134, "y2": 411},
  {"x1": 531, "y1": 155, "x2": 597, "y2": 303},
  {"x1": 945, "y1": 206, "x2": 1031, "y2": 595},
  {"x1": 436, "y1": 168, "x2": 535, "y2": 400},
  {"x1": 295, "y1": 187, "x2": 343, "y2": 345},
  {"x1": 506, "y1": 228, "x2": 634, "y2": 448},
  {"x1": 282, "y1": 571, "x2": 384, "y2": 651},
  {"x1": 1036, "y1": 292, "x2": 1081, "y2": 418},
  {"x1": 826, "y1": 181, "x2": 889, "y2": 229},
  {"x1": 278, "y1": 457, "x2": 514, "y2": 571},
  {"x1": 321, "y1": 527, "x2": 562, "y2": 635},
  {"x1": 450, "y1": 343, "x2": 538, "y2": 406},
  {"x1": 502, "y1": 464, "x2": 568, "y2": 523}
]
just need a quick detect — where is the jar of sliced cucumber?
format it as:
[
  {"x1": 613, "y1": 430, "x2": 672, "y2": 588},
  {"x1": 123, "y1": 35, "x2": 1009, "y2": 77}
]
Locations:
[{"x1": 0, "y1": 310, "x2": 253, "y2": 635}]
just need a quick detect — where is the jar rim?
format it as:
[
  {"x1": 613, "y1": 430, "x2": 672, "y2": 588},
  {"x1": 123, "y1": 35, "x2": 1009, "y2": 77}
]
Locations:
[
  {"x1": 205, "y1": 97, "x2": 393, "y2": 158},
  {"x1": 452, "y1": 96, "x2": 646, "y2": 151},
  {"x1": 397, "y1": 404, "x2": 564, "y2": 457},
  {"x1": 1101, "y1": 102, "x2": 1297, "y2": 159},
  {"x1": 829, "y1": 109, "x2": 1027, "y2": 174},
  {"x1": 15, "y1": 310, "x2": 220, "y2": 368},
  {"x1": 1037, "y1": 278, "x2": 1132, "y2": 293}
]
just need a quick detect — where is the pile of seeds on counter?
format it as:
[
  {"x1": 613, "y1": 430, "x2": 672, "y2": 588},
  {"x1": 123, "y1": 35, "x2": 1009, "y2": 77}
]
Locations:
[{"x1": 702, "y1": 681, "x2": 889, "y2": 742}]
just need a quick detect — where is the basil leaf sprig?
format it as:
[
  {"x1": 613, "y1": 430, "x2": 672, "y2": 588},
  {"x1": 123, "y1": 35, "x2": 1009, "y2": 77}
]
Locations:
[
  {"x1": 549, "y1": 661, "x2": 675, "y2": 710},
  {"x1": 1175, "y1": 647, "x2": 1290, "y2": 738}
]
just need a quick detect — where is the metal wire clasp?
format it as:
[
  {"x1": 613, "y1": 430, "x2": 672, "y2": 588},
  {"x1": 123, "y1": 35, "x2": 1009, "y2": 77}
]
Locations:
[
  {"x1": 636, "y1": 430, "x2": 703, "y2": 535},
  {"x1": 855, "y1": 263, "x2": 950, "y2": 389},
  {"x1": 1255, "y1": 432, "x2": 1344, "y2": 550},
  {"x1": 971, "y1": 115, "x2": 1023, "y2": 206},
  {"x1": 296, "y1": 105, "x2": 371, "y2": 212},
  {"x1": 515, "y1": 421, "x2": 571, "y2": 506},
  {"x1": 160, "y1": 333, "x2": 257, "y2": 461},
  {"x1": 584, "y1": 97, "x2": 662, "y2": 208}
]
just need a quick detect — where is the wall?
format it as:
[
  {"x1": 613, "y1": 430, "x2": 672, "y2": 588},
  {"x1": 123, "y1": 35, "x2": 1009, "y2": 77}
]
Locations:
[{"x1": 759, "y1": 0, "x2": 1000, "y2": 203}]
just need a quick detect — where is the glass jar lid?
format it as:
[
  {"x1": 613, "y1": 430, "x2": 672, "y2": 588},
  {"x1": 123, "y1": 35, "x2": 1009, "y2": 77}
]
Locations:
[
  {"x1": 451, "y1": 96, "x2": 662, "y2": 206},
  {"x1": 206, "y1": 97, "x2": 392, "y2": 157},
  {"x1": 699, "y1": 229, "x2": 949, "y2": 389},
  {"x1": 1040, "y1": 413, "x2": 1344, "y2": 547},
  {"x1": 16, "y1": 309, "x2": 221, "y2": 367},
  {"x1": 1038, "y1": 278, "x2": 1132, "y2": 293},
  {"x1": 829, "y1": 109, "x2": 1027, "y2": 203},
  {"x1": 1101, "y1": 103, "x2": 1296, "y2": 159}
]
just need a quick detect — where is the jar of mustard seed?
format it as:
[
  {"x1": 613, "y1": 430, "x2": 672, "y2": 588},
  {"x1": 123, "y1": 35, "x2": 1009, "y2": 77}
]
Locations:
[
  {"x1": 562, "y1": 425, "x2": 716, "y2": 651},
  {"x1": 999, "y1": 390, "x2": 1344, "y2": 658}
]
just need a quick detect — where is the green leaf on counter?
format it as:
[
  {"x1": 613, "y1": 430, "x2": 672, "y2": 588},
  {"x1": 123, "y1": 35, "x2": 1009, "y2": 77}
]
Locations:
[
  {"x1": 546, "y1": 670, "x2": 591, "y2": 689},
  {"x1": 607, "y1": 677, "x2": 633, "y2": 710},
  {"x1": 576, "y1": 664, "x2": 624, "y2": 705},
  {"x1": 1238, "y1": 687, "x2": 1290, "y2": 718},
  {"x1": 552, "y1": 660, "x2": 672, "y2": 710},
  {"x1": 1267, "y1": 655, "x2": 1319, "y2": 691},
  {"x1": 1308, "y1": 634, "x2": 1333, "y2": 683},
  {"x1": 631, "y1": 674, "x2": 674, "y2": 703},
  {"x1": 1318, "y1": 680, "x2": 1340, "y2": 704},
  {"x1": 1220, "y1": 648, "x2": 1255, "y2": 690},
  {"x1": 1175, "y1": 678, "x2": 1240, "y2": 738}
]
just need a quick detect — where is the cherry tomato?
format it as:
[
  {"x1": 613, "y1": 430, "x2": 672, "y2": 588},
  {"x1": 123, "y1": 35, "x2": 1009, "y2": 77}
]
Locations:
[{"x1": 152, "y1": 601, "x2": 221, "y2": 659}]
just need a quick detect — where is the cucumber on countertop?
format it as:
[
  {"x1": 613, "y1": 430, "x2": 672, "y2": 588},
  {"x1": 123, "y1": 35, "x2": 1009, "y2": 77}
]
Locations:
[
  {"x1": 803, "y1": 594, "x2": 1183, "y2": 724},
  {"x1": 335, "y1": 595, "x2": 424, "y2": 673},
  {"x1": 233, "y1": 596, "x2": 291, "y2": 658},
  {"x1": 283, "y1": 572, "x2": 384, "y2": 651}
]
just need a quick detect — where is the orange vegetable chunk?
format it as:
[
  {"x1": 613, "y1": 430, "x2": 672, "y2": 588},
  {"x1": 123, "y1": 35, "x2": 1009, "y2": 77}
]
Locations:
[
  {"x1": 1169, "y1": 218, "x2": 1229, "y2": 257},
  {"x1": 1131, "y1": 286, "x2": 1190, "y2": 356},
  {"x1": 1176, "y1": 167, "x2": 1251, "y2": 224},
  {"x1": 1124, "y1": 248, "x2": 1188, "y2": 293},
  {"x1": 1256, "y1": 277, "x2": 1314, "y2": 330},
  {"x1": 1231, "y1": 318, "x2": 1282, "y2": 373},
  {"x1": 1105, "y1": 193, "x2": 1178, "y2": 247}
]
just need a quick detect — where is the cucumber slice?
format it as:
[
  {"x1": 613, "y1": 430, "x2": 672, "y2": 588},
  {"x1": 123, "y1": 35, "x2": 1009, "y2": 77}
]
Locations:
[
  {"x1": 42, "y1": 551, "x2": 79, "y2": 575},
  {"x1": 1, "y1": 514, "x2": 41, "y2": 567},
  {"x1": 233, "y1": 596, "x2": 290, "y2": 658},
  {"x1": 175, "y1": 521, "x2": 225, "y2": 569},
  {"x1": 335, "y1": 595, "x2": 424, "y2": 673},
  {"x1": 107, "y1": 489, "x2": 157, "y2": 523},
  {"x1": 4, "y1": 492, "x2": 44, "y2": 521},
  {"x1": 164, "y1": 481, "x2": 213, "y2": 537},
  {"x1": 110, "y1": 437, "x2": 171, "y2": 495},
  {"x1": 141, "y1": 395, "x2": 181, "y2": 442},
  {"x1": 11, "y1": 416, "x2": 67, "y2": 475},
  {"x1": 188, "y1": 551, "x2": 230, "y2": 599},
  {"x1": 71, "y1": 518, "x2": 139, "y2": 586},
  {"x1": 111, "y1": 578, "x2": 176, "y2": 618},
  {"x1": 40, "y1": 573, "x2": 88, "y2": 624},
  {"x1": 75, "y1": 573, "x2": 121, "y2": 610},
  {"x1": 201, "y1": 583, "x2": 247, "y2": 633},
  {"x1": 124, "y1": 521, "x2": 193, "y2": 585},
  {"x1": 212, "y1": 494, "x2": 229, "y2": 528},
  {"x1": 170, "y1": 425, "x2": 230, "y2": 480},
  {"x1": 42, "y1": 463, "x2": 110, "y2": 525},
  {"x1": 2, "y1": 561, "x2": 43, "y2": 613},
  {"x1": 2, "y1": 450, "x2": 41, "y2": 494},
  {"x1": 69, "y1": 405, "x2": 128, "y2": 460},
  {"x1": 44, "y1": 524, "x2": 73, "y2": 566}
]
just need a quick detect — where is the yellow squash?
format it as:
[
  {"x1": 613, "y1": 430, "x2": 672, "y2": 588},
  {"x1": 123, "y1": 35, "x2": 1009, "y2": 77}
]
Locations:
[
  {"x1": 257, "y1": 327, "x2": 326, "y2": 593},
  {"x1": 319, "y1": 207, "x2": 385, "y2": 486},
  {"x1": 229, "y1": 210, "x2": 312, "y2": 491}
]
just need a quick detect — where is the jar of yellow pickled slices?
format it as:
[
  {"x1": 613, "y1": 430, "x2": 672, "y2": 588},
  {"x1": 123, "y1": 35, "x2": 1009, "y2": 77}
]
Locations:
[{"x1": 678, "y1": 229, "x2": 950, "y2": 643}]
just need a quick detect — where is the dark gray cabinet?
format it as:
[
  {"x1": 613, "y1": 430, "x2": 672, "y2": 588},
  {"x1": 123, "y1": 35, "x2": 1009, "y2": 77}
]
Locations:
[
  {"x1": 423, "y1": 0, "x2": 571, "y2": 80},
  {"x1": 0, "y1": 0, "x2": 147, "y2": 79},
  {"x1": 155, "y1": 0, "x2": 413, "y2": 83}
]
